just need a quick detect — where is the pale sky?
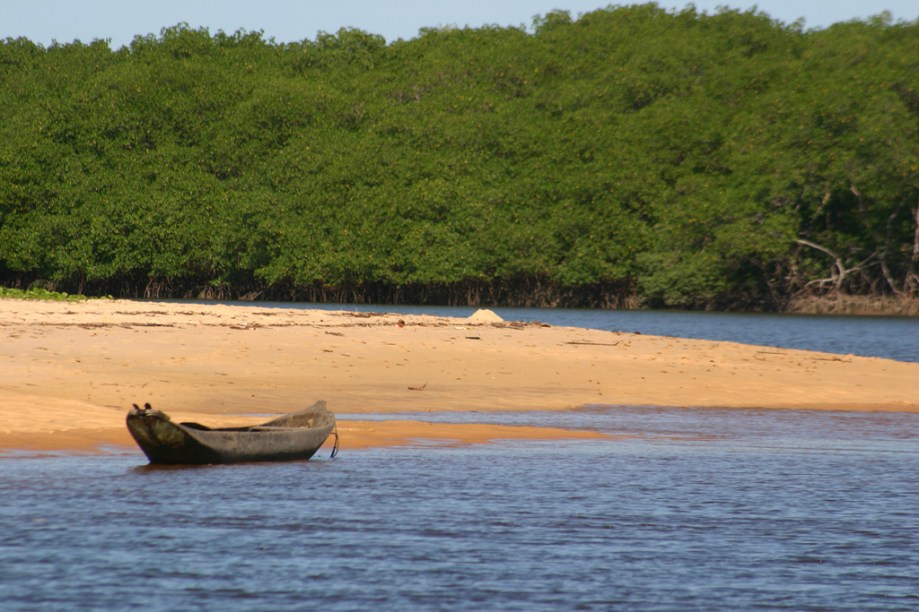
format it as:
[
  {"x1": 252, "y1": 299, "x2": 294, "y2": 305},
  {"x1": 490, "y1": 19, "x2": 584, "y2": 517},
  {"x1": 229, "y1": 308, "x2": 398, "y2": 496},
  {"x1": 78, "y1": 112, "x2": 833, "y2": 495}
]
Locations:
[{"x1": 3, "y1": 1, "x2": 917, "y2": 48}]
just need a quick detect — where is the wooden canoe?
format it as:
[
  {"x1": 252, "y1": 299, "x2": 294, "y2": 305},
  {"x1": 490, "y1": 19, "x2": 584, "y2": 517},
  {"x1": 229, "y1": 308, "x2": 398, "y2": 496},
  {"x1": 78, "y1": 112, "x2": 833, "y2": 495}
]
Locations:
[{"x1": 126, "y1": 400, "x2": 337, "y2": 465}]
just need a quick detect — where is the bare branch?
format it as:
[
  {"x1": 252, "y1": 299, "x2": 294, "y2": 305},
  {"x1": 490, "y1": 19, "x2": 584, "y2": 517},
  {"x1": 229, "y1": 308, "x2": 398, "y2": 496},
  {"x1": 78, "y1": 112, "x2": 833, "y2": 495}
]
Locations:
[
  {"x1": 795, "y1": 238, "x2": 846, "y2": 293},
  {"x1": 795, "y1": 238, "x2": 837, "y2": 260},
  {"x1": 906, "y1": 202, "x2": 919, "y2": 296}
]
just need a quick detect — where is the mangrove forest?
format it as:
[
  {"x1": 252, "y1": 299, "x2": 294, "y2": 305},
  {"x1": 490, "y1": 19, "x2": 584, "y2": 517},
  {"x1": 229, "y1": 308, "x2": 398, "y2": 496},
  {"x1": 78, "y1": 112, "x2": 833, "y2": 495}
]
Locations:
[{"x1": 1, "y1": 3, "x2": 918, "y2": 309}]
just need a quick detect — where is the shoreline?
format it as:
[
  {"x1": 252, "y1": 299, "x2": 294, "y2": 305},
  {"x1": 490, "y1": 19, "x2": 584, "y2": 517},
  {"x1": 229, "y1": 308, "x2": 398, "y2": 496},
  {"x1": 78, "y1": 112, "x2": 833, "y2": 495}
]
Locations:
[
  {"x1": 8, "y1": 287, "x2": 919, "y2": 317},
  {"x1": 785, "y1": 294, "x2": 919, "y2": 316},
  {"x1": 0, "y1": 419, "x2": 615, "y2": 457},
  {"x1": 2, "y1": 298, "x2": 918, "y2": 456}
]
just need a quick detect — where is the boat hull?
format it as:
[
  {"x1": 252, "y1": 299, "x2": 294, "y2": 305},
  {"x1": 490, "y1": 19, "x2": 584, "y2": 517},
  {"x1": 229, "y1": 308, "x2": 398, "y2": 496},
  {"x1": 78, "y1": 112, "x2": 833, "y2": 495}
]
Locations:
[{"x1": 126, "y1": 401, "x2": 336, "y2": 465}]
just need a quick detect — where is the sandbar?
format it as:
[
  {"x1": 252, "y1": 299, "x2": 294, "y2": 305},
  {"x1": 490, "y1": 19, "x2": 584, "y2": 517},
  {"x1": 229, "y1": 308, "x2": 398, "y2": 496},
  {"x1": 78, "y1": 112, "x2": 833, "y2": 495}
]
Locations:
[{"x1": 1, "y1": 299, "x2": 917, "y2": 456}]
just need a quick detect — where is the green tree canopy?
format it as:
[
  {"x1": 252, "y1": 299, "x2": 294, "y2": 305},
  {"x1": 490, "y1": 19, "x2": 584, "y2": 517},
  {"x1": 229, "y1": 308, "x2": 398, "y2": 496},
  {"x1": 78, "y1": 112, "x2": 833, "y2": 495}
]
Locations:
[{"x1": 2, "y1": 5, "x2": 918, "y2": 308}]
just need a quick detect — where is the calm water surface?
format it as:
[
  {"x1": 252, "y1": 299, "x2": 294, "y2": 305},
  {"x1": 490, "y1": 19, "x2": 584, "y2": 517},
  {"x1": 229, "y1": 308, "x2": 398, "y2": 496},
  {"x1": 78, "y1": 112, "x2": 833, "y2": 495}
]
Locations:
[{"x1": 2, "y1": 407, "x2": 917, "y2": 610}]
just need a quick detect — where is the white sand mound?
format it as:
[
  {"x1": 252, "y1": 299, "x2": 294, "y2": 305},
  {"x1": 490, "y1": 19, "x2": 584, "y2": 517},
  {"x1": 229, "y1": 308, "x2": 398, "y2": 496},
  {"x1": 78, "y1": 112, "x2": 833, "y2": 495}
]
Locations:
[{"x1": 467, "y1": 308, "x2": 503, "y2": 323}]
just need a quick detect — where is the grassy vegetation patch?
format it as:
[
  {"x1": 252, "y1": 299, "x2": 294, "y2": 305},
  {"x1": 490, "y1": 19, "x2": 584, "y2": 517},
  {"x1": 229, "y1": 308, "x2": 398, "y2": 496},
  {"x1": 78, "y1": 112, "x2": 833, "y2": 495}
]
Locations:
[{"x1": 0, "y1": 287, "x2": 88, "y2": 302}]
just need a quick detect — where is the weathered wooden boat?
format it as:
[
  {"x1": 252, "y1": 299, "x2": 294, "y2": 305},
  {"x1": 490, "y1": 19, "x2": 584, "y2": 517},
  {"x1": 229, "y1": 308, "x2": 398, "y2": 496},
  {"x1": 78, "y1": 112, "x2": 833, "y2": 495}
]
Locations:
[{"x1": 126, "y1": 400, "x2": 338, "y2": 465}]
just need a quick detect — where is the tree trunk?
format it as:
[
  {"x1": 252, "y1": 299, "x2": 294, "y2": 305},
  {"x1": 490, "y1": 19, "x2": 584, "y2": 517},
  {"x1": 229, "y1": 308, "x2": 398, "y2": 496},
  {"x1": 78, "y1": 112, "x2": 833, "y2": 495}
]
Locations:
[
  {"x1": 795, "y1": 238, "x2": 846, "y2": 294},
  {"x1": 905, "y1": 200, "x2": 919, "y2": 296}
]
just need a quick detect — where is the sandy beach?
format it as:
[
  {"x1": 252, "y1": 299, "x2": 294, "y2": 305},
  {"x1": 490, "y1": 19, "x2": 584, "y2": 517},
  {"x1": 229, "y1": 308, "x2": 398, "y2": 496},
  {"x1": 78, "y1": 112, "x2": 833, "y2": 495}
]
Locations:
[{"x1": 2, "y1": 298, "x2": 917, "y2": 455}]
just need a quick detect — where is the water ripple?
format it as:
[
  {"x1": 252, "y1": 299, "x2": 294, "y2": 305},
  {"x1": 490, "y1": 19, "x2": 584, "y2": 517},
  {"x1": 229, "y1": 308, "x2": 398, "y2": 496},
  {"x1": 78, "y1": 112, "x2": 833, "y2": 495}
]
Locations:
[{"x1": 1, "y1": 408, "x2": 916, "y2": 610}]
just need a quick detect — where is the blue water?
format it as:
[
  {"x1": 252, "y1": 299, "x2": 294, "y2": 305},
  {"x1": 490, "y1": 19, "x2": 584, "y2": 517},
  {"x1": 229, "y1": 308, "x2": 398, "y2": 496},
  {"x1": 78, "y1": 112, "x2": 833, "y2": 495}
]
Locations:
[
  {"x1": 2, "y1": 407, "x2": 917, "y2": 610},
  {"x1": 201, "y1": 301, "x2": 919, "y2": 363}
]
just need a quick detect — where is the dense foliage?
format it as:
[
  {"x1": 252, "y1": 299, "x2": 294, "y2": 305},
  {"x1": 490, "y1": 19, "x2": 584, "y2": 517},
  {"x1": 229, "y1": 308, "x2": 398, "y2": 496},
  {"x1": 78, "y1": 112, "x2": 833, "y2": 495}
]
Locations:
[{"x1": 2, "y1": 4, "x2": 918, "y2": 309}]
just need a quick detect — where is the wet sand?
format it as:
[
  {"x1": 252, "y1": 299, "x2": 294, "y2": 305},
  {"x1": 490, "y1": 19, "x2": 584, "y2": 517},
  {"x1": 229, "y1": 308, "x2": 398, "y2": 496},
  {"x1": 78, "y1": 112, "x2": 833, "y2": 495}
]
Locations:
[{"x1": 2, "y1": 299, "x2": 917, "y2": 455}]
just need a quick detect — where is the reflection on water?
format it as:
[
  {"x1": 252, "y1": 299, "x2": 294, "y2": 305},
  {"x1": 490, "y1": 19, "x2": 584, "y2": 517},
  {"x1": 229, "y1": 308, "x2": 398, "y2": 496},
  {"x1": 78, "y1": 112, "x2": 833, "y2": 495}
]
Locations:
[{"x1": 2, "y1": 407, "x2": 917, "y2": 610}]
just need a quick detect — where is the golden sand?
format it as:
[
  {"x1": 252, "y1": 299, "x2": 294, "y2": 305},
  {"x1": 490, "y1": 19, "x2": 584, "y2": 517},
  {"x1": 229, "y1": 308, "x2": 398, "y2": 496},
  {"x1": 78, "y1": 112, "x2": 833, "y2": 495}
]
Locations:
[{"x1": 1, "y1": 299, "x2": 916, "y2": 455}]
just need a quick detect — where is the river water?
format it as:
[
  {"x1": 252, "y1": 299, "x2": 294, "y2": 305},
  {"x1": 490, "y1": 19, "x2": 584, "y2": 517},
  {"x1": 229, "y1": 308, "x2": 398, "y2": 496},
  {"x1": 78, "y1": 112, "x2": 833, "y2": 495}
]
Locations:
[{"x1": 2, "y1": 306, "x2": 917, "y2": 609}]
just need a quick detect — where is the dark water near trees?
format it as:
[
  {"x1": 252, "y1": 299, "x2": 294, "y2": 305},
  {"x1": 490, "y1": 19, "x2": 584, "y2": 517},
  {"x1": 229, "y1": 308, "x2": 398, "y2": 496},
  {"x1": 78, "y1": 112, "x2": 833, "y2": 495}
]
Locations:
[{"x1": 2, "y1": 407, "x2": 917, "y2": 610}]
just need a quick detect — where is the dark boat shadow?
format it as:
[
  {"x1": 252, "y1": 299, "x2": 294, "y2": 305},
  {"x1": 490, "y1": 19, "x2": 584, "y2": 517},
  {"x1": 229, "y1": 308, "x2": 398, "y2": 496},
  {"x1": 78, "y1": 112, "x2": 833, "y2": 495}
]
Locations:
[{"x1": 128, "y1": 455, "x2": 338, "y2": 473}]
